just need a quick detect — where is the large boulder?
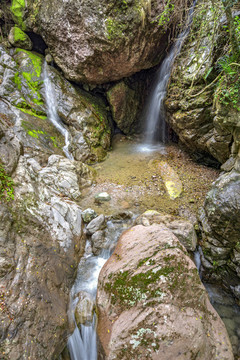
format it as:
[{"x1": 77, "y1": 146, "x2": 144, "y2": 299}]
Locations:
[
  {"x1": 10, "y1": 0, "x2": 187, "y2": 84},
  {"x1": 200, "y1": 169, "x2": 240, "y2": 298},
  {"x1": 0, "y1": 44, "x2": 112, "y2": 162},
  {"x1": 166, "y1": 0, "x2": 234, "y2": 164},
  {"x1": 0, "y1": 154, "x2": 88, "y2": 359},
  {"x1": 97, "y1": 224, "x2": 233, "y2": 359}
]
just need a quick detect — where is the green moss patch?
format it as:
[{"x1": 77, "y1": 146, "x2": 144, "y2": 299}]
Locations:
[
  {"x1": 10, "y1": 0, "x2": 27, "y2": 30},
  {"x1": 0, "y1": 164, "x2": 14, "y2": 202}
]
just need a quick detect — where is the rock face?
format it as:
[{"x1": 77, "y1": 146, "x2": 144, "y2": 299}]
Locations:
[
  {"x1": 200, "y1": 169, "x2": 240, "y2": 298},
  {"x1": 135, "y1": 210, "x2": 197, "y2": 251},
  {"x1": 10, "y1": 0, "x2": 186, "y2": 84},
  {"x1": 166, "y1": 0, "x2": 235, "y2": 164},
  {"x1": 0, "y1": 153, "x2": 91, "y2": 359},
  {"x1": 0, "y1": 44, "x2": 112, "y2": 163},
  {"x1": 97, "y1": 224, "x2": 233, "y2": 359}
]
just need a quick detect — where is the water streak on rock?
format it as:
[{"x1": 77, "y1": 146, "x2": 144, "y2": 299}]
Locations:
[
  {"x1": 43, "y1": 61, "x2": 73, "y2": 160},
  {"x1": 143, "y1": 1, "x2": 197, "y2": 145}
]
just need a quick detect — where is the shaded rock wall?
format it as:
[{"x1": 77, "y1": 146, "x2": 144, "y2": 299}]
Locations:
[{"x1": 166, "y1": 0, "x2": 235, "y2": 164}]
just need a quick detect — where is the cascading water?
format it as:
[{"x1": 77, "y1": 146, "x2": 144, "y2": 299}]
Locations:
[
  {"x1": 143, "y1": 1, "x2": 197, "y2": 145},
  {"x1": 43, "y1": 62, "x2": 73, "y2": 160},
  {"x1": 67, "y1": 220, "x2": 132, "y2": 360}
]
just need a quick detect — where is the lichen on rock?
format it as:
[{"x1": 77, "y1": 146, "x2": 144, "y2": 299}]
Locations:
[{"x1": 97, "y1": 224, "x2": 234, "y2": 359}]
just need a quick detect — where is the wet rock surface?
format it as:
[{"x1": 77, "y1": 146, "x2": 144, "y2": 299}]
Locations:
[
  {"x1": 0, "y1": 152, "x2": 97, "y2": 358},
  {"x1": 200, "y1": 169, "x2": 240, "y2": 294},
  {"x1": 166, "y1": 0, "x2": 234, "y2": 165},
  {"x1": 0, "y1": 44, "x2": 112, "y2": 163},
  {"x1": 97, "y1": 224, "x2": 233, "y2": 359}
]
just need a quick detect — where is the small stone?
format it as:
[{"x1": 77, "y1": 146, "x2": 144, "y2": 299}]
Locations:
[
  {"x1": 45, "y1": 54, "x2": 53, "y2": 64},
  {"x1": 94, "y1": 192, "x2": 111, "y2": 203},
  {"x1": 82, "y1": 208, "x2": 97, "y2": 223},
  {"x1": 86, "y1": 214, "x2": 106, "y2": 235},
  {"x1": 8, "y1": 26, "x2": 32, "y2": 50},
  {"x1": 74, "y1": 291, "x2": 95, "y2": 325},
  {"x1": 92, "y1": 230, "x2": 105, "y2": 255}
]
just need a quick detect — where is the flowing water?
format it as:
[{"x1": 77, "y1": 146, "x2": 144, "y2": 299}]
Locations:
[
  {"x1": 143, "y1": 1, "x2": 196, "y2": 145},
  {"x1": 43, "y1": 62, "x2": 73, "y2": 160},
  {"x1": 67, "y1": 220, "x2": 133, "y2": 359}
]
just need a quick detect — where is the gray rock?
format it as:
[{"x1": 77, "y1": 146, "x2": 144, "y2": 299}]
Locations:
[
  {"x1": 94, "y1": 192, "x2": 111, "y2": 203},
  {"x1": 0, "y1": 130, "x2": 23, "y2": 175},
  {"x1": 45, "y1": 54, "x2": 53, "y2": 64},
  {"x1": 135, "y1": 210, "x2": 197, "y2": 251},
  {"x1": 91, "y1": 230, "x2": 105, "y2": 255},
  {"x1": 8, "y1": 26, "x2": 33, "y2": 50},
  {"x1": 0, "y1": 154, "x2": 86, "y2": 359},
  {"x1": 15, "y1": 0, "x2": 184, "y2": 84},
  {"x1": 231, "y1": 285, "x2": 240, "y2": 300},
  {"x1": 86, "y1": 214, "x2": 106, "y2": 235},
  {"x1": 82, "y1": 208, "x2": 97, "y2": 223},
  {"x1": 74, "y1": 291, "x2": 95, "y2": 325}
]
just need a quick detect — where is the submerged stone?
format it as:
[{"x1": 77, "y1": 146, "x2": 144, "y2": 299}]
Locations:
[
  {"x1": 94, "y1": 192, "x2": 111, "y2": 203},
  {"x1": 153, "y1": 160, "x2": 182, "y2": 200}
]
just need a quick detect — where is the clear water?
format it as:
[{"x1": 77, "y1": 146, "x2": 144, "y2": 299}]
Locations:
[
  {"x1": 67, "y1": 220, "x2": 133, "y2": 360},
  {"x1": 43, "y1": 62, "x2": 73, "y2": 160}
]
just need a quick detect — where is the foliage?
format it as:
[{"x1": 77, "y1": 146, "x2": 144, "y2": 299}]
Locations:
[
  {"x1": 215, "y1": 14, "x2": 240, "y2": 110},
  {"x1": 0, "y1": 164, "x2": 14, "y2": 202},
  {"x1": 216, "y1": 56, "x2": 240, "y2": 110},
  {"x1": 158, "y1": 0, "x2": 175, "y2": 28}
]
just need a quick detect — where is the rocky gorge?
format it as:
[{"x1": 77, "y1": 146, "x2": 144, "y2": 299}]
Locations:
[{"x1": 0, "y1": 0, "x2": 240, "y2": 359}]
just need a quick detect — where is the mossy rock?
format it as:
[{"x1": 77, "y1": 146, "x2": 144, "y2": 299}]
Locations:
[{"x1": 8, "y1": 26, "x2": 33, "y2": 50}]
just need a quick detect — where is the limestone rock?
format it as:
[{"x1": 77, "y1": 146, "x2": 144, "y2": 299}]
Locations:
[
  {"x1": 8, "y1": 26, "x2": 33, "y2": 50},
  {"x1": 0, "y1": 129, "x2": 23, "y2": 175},
  {"x1": 200, "y1": 170, "x2": 240, "y2": 290},
  {"x1": 12, "y1": 0, "x2": 187, "y2": 84},
  {"x1": 74, "y1": 291, "x2": 95, "y2": 325},
  {"x1": 97, "y1": 225, "x2": 233, "y2": 359},
  {"x1": 91, "y1": 230, "x2": 106, "y2": 255},
  {"x1": 86, "y1": 214, "x2": 106, "y2": 235},
  {"x1": 94, "y1": 192, "x2": 111, "y2": 203},
  {"x1": 0, "y1": 155, "x2": 86, "y2": 359},
  {"x1": 82, "y1": 208, "x2": 98, "y2": 223},
  {"x1": 107, "y1": 81, "x2": 139, "y2": 134},
  {"x1": 135, "y1": 210, "x2": 197, "y2": 251},
  {"x1": 166, "y1": 0, "x2": 233, "y2": 164},
  {"x1": 0, "y1": 44, "x2": 111, "y2": 163},
  {"x1": 150, "y1": 160, "x2": 182, "y2": 200}
]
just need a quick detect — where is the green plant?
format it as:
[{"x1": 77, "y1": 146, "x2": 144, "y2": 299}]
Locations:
[
  {"x1": 216, "y1": 56, "x2": 240, "y2": 110},
  {"x1": 0, "y1": 164, "x2": 14, "y2": 202}
]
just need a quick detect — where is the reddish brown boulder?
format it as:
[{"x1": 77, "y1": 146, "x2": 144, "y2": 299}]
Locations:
[{"x1": 97, "y1": 224, "x2": 233, "y2": 360}]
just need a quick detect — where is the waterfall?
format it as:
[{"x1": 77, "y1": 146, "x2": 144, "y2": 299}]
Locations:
[
  {"x1": 43, "y1": 62, "x2": 73, "y2": 160},
  {"x1": 67, "y1": 221, "x2": 129, "y2": 360},
  {"x1": 143, "y1": 1, "x2": 197, "y2": 145}
]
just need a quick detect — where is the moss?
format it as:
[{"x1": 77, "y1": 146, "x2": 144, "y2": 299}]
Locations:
[
  {"x1": 14, "y1": 49, "x2": 44, "y2": 108},
  {"x1": 21, "y1": 119, "x2": 64, "y2": 150},
  {"x1": 12, "y1": 26, "x2": 29, "y2": 43},
  {"x1": 10, "y1": 0, "x2": 27, "y2": 30},
  {"x1": 0, "y1": 163, "x2": 14, "y2": 202},
  {"x1": 104, "y1": 264, "x2": 174, "y2": 308}
]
